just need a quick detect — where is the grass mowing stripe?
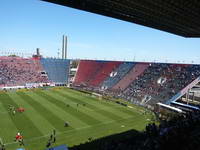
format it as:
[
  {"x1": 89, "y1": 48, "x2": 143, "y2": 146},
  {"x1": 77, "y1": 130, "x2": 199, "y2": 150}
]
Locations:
[
  {"x1": 17, "y1": 92, "x2": 73, "y2": 132},
  {"x1": 36, "y1": 91, "x2": 101, "y2": 125},
  {"x1": 60, "y1": 90, "x2": 127, "y2": 120},
  {"x1": 27, "y1": 92, "x2": 87, "y2": 129},
  {"x1": 0, "y1": 93, "x2": 43, "y2": 138},
  {"x1": 61, "y1": 89, "x2": 127, "y2": 111},
  {"x1": 0, "y1": 88, "x2": 152, "y2": 150},
  {"x1": 53, "y1": 89, "x2": 124, "y2": 121},
  {"x1": 0, "y1": 101, "x2": 18, "y2": 143},
  {"x1": 64, "y1": 88, "x2": 136, "y2": 116},
  {"x1": 5, "y1": 114, "x2": 148, "y2": 150},
  {"x1": 47, "y1": 90, "x2": 112, "y2": 123},
  {"x1": 8, "y1": 92, "x2": 55, "y2": 135},
  {"x1": 5, "y1": 115, "x2": 137, "y2": 146},
  {"x1": 60, "y1": 89, "x2": 131, "y2": 119},
  {"x1": 93, "y1": 100, "x2": 138, "y2": 116}
]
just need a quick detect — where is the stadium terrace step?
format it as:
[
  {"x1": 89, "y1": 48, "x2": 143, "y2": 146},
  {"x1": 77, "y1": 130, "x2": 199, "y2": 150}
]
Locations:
[
  {"x1": 101, "y1": 62, "x2": 136, "y2": 89},
  {"x1": 112, "y1": 63, "x2": 149, "y2": 90},
  {"x1": 88, "y1": 61, "x2": 122, "y2": 87},
  {"x1": 73, "y1": 60, "x2": 104, "y2": 86}
]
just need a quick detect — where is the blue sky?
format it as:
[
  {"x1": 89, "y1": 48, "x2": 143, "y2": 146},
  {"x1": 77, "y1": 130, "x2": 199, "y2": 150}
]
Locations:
[{"x1": 0, "y1": 0, "x2": 200, "y2": 63}]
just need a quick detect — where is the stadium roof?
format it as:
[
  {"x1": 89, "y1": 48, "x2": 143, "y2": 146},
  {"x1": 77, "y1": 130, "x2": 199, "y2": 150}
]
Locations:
[{"x1": 43, "y1": 0, "x2": 200, "y2": 38}]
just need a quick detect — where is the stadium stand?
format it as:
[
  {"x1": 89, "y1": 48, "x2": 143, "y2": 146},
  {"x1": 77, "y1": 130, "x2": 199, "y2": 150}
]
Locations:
[
  {"x1": 121, "y1": 63, "x2": 200, "y2": 106},
  {"x1": 88, "y1": 61, "x2": 122, "y2": 87},
  {"x1": 73, "y1": 60, "x2": 122, "y2": 88},
  {"x1": 0, "y1": 56, "x2": 48, "y2": 86},
  {"x1": 152, "y1": 64, "x2": 200, "y2": 105},
  {"x1": 122, "y1": 63, "x2": 170, "y2": 103},
  {"x1": 73, "y1": 60, "x2": 104, "y2": 86},
  {"x1": 100, "y1": 62, "x2": 135, "y2": 90},
  {"x1": 40, "y1": 58, "x2": 70, "y2": 84},
  {"x1": 112, "y1": 63, "x2": 149, "y2": 91}
]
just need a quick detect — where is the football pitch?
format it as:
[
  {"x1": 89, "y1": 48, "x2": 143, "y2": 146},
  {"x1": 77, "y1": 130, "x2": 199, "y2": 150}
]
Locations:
[{"x1": 0, "y1": 87, "x2": 153, "y2": 150}]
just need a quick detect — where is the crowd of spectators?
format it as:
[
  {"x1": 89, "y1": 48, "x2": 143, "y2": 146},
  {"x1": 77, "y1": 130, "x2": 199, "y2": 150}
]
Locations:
[
  {"x1": 121, "y1": 63, "x2": 168, "y2": 101},
  {"x1": 100, "y1": 62, "x2": 135, "y2": 89},
  {"x1": 119, "y1": 63, "x2": 200, "y2": 105},
  {"x1": 0, "y1": 56, "x2": 49, "y2": 86}
]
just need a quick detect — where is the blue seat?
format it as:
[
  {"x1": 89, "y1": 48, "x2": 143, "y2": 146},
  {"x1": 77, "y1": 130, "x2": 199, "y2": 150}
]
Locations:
[{"x1": 40, "y1": 58, "x2": 70, "y2": 84}]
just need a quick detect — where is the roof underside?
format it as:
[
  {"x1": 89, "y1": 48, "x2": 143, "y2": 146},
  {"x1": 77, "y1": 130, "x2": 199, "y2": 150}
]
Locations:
[{"x1": 43, "y1": 0, "x2": 200, "y2": 37}]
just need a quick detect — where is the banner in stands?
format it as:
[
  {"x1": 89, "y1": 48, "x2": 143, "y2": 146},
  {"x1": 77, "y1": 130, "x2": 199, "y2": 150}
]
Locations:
[
  {"x1": 0, "y1": 82, "x2": 53, "y2": 90},
  {"x1": 25, "y1": 83, "x2": 43, "y2": 88}
]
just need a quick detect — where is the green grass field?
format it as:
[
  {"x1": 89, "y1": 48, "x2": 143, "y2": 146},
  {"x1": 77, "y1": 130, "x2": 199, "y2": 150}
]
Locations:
[{"x1": 0, "y1": 87, "x2": 152, "y2": 150}]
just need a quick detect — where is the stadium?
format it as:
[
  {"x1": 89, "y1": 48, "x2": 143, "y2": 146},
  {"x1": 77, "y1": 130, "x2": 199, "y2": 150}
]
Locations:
[{"x1": 1, "y1": 1, "x2": 200, "y2": 150}]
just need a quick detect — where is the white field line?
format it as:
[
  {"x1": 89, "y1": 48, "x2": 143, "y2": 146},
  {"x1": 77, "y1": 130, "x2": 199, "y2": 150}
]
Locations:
[{"x1": 5, "y1": 115, "x2": 136, "y2": 146}]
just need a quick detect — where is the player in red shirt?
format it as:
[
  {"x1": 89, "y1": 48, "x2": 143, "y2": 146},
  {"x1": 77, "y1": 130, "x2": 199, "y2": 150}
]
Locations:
[
  {"x1": 15, "y1": 133, "x2": 21, "y2": 141},
  {"x1": 15, "y1": 133, "x2": 24, "y2": 146}
]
